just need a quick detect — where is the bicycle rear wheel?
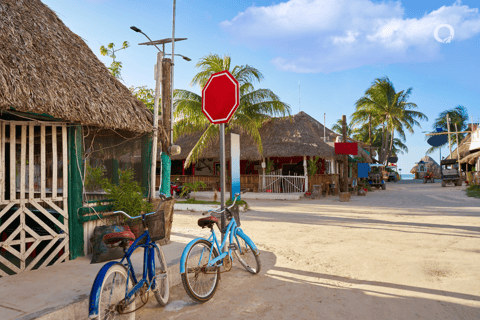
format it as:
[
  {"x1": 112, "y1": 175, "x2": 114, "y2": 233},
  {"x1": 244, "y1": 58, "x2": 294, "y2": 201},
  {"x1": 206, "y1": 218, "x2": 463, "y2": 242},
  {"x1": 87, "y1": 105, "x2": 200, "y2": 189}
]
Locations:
[
  {"x1": 98, "y1": 264, "x2": 135, "y2": 320},
  {"x1": 181, "y1": 239, "x2": 220, "y2": 302},
  {"x1": 152, "y1": 245, "x2": 169, "y2": 306},
  {"x1": 234, "y1": 232, "x2": 261, "y2": 274}
]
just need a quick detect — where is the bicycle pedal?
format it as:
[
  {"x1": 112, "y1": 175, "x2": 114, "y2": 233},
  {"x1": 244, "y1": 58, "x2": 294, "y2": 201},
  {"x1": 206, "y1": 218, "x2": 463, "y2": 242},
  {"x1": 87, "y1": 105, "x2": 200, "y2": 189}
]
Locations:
[{"x1": 228, "y1": 243, "x2": 238, "y2": 250}]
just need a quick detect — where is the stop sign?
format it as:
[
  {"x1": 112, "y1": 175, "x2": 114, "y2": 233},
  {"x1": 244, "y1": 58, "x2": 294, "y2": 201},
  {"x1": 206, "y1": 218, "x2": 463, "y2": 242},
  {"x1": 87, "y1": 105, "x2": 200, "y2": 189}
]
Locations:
[{"x1": 202, "y1": 70, "x2": 240, "y2": 124}]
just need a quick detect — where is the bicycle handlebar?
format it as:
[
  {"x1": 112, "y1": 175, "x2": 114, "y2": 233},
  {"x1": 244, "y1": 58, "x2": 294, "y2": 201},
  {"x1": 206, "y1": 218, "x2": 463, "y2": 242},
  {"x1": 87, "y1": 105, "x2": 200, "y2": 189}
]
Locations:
[
  {"x1": 202, "y1": 189, "x2": 250, "y2": 216},
  {"x1": 113, "y1": 210, "x2": 156, "y2": 220},
  {"x1": 113, "y1": 193, "x2": 173, "y2": 220}
]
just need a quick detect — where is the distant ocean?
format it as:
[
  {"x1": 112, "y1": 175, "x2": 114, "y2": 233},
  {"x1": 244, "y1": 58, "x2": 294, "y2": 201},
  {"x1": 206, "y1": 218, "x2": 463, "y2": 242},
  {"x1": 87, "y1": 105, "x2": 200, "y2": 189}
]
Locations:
[{"x1": 401, "y1": 174, "x2": 415, "y2": 180}]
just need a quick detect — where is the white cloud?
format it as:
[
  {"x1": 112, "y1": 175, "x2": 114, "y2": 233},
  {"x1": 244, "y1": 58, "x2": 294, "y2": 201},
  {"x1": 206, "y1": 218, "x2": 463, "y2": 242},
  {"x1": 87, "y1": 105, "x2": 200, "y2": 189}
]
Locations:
[{"x1": 220, "y1": 0, "x2": 480, "y2": 73}]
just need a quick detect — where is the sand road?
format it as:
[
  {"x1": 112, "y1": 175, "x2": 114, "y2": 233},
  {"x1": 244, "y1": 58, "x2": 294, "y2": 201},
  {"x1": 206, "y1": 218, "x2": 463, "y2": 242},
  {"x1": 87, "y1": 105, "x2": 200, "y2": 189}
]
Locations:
[{"x1": 138, "y1": 181, "x2": 480, "y2": 320}]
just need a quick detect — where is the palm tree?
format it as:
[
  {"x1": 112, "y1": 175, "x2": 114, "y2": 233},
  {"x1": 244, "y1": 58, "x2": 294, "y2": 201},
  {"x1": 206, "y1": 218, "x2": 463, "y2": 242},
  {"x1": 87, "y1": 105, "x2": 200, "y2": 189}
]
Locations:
[
  {"x1": 426, "y1": 106, "x2": 469, "y2": 155},
  {"x1": 352, "y1": 77, "x2": 427, "y2": 164},
  {"x1": 331, "y1": 119, "x2": 356, "y2": 137},
  {"x1": 174, "y1": 54, "x2": 291, "y2": 166}
]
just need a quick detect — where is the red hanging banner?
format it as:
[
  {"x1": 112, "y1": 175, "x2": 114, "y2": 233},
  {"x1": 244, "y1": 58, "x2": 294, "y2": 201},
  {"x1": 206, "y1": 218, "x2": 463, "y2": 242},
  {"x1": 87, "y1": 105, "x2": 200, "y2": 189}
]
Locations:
[{"x1": 335, "y1": 142, "x2": 358, "y2": 155}]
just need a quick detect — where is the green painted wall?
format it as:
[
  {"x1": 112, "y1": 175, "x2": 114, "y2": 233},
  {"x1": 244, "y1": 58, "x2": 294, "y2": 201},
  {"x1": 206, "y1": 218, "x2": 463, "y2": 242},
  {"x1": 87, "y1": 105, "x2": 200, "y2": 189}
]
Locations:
[
  {"x1": 141, "y1": 135, "x2": 152, "y2": 197},
  {"x1": 68, "y1": 126, "x2": 84, "y2": 259}
]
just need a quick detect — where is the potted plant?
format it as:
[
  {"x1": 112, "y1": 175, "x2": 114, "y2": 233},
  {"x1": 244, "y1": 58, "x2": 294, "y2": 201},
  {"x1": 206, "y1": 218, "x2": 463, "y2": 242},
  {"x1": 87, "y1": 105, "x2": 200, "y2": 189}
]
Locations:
[{"x1": 101, "y1": 169, "x2": 153, "y2": 241}]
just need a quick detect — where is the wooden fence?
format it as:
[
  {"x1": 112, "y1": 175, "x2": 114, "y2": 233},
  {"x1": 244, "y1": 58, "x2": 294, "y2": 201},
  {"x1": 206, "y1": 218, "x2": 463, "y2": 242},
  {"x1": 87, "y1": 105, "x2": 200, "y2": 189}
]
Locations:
[{"x1": 171, "y1": 175, "x2": 259, "y2": 192}]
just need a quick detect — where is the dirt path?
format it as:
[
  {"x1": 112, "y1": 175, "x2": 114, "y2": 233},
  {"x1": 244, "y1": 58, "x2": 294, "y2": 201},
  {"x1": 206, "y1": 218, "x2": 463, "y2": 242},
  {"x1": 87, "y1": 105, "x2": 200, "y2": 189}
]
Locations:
[{"x1": 138, "y1": 181, "x2": 480, "y2": 319}]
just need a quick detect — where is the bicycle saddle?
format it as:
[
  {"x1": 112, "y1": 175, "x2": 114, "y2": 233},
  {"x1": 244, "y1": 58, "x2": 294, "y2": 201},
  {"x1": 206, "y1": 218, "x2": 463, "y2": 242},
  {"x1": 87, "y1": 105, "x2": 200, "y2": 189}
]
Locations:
[
  {"x1": 103, "y1": 227, "x2": 136, "y2": 245},
  {"x1": 198, "y1": 216, "x2": 219, "y2": 229}
]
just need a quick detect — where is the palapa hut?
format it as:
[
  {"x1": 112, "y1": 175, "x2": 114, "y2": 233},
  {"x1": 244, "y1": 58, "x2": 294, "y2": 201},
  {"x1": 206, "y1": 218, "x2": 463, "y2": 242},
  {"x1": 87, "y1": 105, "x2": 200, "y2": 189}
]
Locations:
[
  {"x1": 172, "y1": 112, "x2": 371, "y2": 193},
  {"x1": 410, "y1": 156, "x2": 441, "y2": 179},
  {"x1": 0, "y1": 0, "x2": 158, "y2": 276},
  {"x1": 446, "y1": 133, "x2": 472, "y2": 162}
]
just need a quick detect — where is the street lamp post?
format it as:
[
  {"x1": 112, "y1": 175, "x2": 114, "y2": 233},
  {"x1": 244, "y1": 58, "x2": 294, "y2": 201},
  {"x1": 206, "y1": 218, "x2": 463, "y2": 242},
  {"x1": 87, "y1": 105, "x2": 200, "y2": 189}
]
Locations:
[{"x1": 131, "y1": 26, "x2": 189, "y2": 199}]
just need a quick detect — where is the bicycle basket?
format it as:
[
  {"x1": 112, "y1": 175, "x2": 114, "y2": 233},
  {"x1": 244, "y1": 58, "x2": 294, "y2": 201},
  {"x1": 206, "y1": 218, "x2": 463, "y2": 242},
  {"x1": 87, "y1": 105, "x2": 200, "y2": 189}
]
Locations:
[
  {"x1": 127, "y1": 210, "x2": 165, "y2": 243},
  {"x1": 146, "y1": 210, "x2": 166, "y2": 242},
  {"x1": 228, "y1": 205, "x2": 241, "y2": 227},
  {"x1": 211, "y1": 205, "x2": 241, "y2": 227}
]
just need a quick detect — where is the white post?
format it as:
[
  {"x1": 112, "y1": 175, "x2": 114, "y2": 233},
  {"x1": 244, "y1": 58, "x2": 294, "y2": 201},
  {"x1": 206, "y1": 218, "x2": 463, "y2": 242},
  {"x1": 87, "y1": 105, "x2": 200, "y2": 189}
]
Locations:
[
  {"x1": 151, "y1": 51, "x2": 163, "y2": 200},
  {"x1": 262, "y1": 157, "x2": 266, "y2": 190}
]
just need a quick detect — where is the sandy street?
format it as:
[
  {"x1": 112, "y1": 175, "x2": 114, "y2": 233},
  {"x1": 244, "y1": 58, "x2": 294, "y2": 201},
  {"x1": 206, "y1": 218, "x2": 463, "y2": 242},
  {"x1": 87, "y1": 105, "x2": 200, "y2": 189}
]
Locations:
[{"x1": 137, "y1": 181, "x2": 480, "y2": 320}]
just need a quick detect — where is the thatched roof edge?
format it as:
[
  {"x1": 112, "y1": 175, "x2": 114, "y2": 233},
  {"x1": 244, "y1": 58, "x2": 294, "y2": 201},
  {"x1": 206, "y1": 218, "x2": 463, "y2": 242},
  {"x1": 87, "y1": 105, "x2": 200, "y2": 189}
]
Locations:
[{"x1": 0, "y1": 0, "x2": 153, "y2": 133}]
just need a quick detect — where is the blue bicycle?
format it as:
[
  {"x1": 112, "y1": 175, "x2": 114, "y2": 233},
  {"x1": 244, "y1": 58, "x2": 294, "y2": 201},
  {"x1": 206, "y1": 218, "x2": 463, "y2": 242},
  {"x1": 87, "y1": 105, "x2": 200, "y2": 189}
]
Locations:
[
  {"x1": 180, "y1": 192, "x2": 261, "y2": 302},
  {"x1": 88, "y1": 196, "x2": 170, "y2": 319}
]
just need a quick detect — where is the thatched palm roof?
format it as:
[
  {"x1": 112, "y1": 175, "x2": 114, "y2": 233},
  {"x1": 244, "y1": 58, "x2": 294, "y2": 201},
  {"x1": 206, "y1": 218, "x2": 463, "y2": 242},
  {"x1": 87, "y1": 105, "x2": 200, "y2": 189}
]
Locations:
[
  {"x1": 0, "y1": 0, "x2": 153, "y2": 133},
  {"x1": 410, "y1": 156, "x2": 441, "y2": 178},
  {"x1": 173, "y1": 112, "x2": 353, "y2": 161},
  {"x1": 460, "y1": 150, "x2": 480, "y2": 165},
  {"x1": 446, "y1": 133, "x2": 471, "y2": 160}
]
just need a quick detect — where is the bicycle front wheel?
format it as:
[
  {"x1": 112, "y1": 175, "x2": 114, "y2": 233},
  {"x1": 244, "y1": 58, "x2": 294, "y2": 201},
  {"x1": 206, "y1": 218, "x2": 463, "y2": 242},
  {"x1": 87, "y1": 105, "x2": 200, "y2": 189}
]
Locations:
[
  {"x1": 152, "y1": 245, "x2": 169, "y2": 306},
  {"x1": 181, "y1": 239, "x2": 220, "y2": 302},
  {"x1": 234, "y1": 232, "x2": 261, "y2": 274},
  {"x1": 98, "y1": 264, "x2": 135, "y2": 320}
]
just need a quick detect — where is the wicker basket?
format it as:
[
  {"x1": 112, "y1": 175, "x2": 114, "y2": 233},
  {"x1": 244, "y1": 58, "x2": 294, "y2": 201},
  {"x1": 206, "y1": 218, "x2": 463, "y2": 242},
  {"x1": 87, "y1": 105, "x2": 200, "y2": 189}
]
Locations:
[
  {"x1": 127, "y1": 210, "x2": 165, "y2": 243},
  {"x1": 212, "y1": 205, "x2": 241, "y2": 227}
]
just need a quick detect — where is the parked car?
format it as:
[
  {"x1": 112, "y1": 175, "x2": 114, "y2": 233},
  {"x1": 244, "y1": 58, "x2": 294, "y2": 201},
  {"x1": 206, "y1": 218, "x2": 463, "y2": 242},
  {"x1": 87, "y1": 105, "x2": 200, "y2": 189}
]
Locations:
[
  {"x1": 368, "y1": 164, "x2": 387, "y2": 190},
  {"x1": 440, "y1": 159, "x2": 462, "y2": 187}
]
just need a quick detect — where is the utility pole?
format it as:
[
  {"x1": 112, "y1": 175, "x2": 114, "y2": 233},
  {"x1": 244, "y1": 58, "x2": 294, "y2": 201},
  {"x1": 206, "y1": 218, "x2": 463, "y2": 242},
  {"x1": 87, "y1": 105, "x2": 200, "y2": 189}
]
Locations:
[
  {"x1": 455, "y1": 123, "x2": 460, "y2": 160},
  {"x1": 446, "y1": 115, "x2": 452, "y2": 159},
  {"x1": 150, "y1": 51, "x2": 163, "y2": 200},
  {"x1": 159, "y1": 58, "x2": 172, "y2": 196},
  {"x1": 342, "y1": 115, "x2": 349, "y2": 193}
]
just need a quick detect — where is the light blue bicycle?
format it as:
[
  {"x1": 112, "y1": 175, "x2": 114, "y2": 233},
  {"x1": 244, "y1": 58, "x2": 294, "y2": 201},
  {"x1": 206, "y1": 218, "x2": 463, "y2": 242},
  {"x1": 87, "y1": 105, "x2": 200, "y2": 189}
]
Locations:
[{"x1": 180, "y1": 192, "x2": 261, "y2": 302}]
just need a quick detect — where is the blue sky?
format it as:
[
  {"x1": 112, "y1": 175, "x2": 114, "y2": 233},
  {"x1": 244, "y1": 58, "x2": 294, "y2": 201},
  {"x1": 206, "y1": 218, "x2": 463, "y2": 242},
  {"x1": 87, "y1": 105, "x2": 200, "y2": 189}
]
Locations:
[{"x1": 43, "y1": 0, "x2": 480, "y2": 173}]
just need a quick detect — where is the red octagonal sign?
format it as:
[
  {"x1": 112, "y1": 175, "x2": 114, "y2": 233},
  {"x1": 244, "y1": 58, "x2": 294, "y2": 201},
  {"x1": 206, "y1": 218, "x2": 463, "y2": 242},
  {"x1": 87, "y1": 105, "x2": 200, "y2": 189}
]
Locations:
[{"x1": 202, "y1": 70, "x2": 240, "y2": 124}]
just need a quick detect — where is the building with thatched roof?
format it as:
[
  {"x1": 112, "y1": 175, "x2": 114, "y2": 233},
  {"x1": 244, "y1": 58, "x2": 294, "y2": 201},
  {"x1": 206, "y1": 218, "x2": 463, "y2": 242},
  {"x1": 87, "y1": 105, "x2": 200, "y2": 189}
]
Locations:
[
  {"x1": 410, "y1": 156, "x2": 441, "y2": 179},
  {"x1": 172, "y1": 112, "x2": 373, "y2": 193},
  {"x1": 0, "y1": 0, "x2": 158, "y2": 275},
  {"x1": 445, "y1": 133, "x2": 471, "y2": 162},
  {"x1": 173, "y1": 111, "x2": 371, "y2": 173}
]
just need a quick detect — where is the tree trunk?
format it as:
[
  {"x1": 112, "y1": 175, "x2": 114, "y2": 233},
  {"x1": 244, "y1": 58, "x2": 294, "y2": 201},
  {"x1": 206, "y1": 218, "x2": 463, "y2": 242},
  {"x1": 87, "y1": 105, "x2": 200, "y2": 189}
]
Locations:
[
  {"x1": 368, "y1": 115, "x2": 372, "y2": 156},
  {"x1": 386, "y1": 128, "x2": 394, "y2": 163},
  {"x1": 380, "y1": 116, "x2": 389, "y2": 164}
]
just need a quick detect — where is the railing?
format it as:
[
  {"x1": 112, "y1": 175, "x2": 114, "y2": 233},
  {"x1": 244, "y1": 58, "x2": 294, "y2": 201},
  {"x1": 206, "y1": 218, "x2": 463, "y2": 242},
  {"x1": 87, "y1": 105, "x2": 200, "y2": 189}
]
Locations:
[
  {"x1": 259, "y1": 170, "x2": 306, "y2": 193},
  {"x1": 170, "y1": 173, "x2": 340, "y2": 194}
]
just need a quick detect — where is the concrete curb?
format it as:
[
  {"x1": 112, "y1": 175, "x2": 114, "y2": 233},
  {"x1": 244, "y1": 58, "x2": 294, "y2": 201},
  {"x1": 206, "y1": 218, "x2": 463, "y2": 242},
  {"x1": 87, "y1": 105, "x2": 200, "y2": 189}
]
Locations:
[{"x1": 32, "y1": 261, "x2": 182, "y2": 320}]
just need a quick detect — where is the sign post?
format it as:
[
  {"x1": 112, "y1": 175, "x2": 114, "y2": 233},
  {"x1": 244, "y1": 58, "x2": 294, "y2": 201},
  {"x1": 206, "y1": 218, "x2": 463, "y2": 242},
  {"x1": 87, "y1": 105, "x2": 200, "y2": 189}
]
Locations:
[{"x1": 201, "y1": 70, "x2": 240, "y2": 241}]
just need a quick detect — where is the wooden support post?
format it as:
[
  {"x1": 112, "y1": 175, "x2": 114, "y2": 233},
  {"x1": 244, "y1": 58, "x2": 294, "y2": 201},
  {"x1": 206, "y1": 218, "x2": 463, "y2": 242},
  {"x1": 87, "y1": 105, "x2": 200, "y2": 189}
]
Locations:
[
  {"x1": 455, "y1": 123, "x2": 461, "y2": 161},
  {"x1": 150, "y1": 51, "x2": 163, "y2": 201},
  {"x1": 52, "y1": 125, "x2": 57, "y2": 199},
  {"x1": 0, "y1": 122, "x2": 4, "y2": 202},
  {"x1": 40, "y1": 125, "x2": 46, "y2": 200},
  {"x1": 10, "y1": 123, "x2": 16, "y2": 201},
  {"x1": 29, "y1": 123, "x2": 34, "y2": 201},
  {"x1": 68, "y1": 125, "x2": 84, "y2": 259},
  {"x1": 20, "y1": 125, "x2": 26, "y2": 270},
  {"x1": 342, "y1": 115, "x2": 348, "y2": 193},
  {"x1": 160, "y1": 57, "x2": 172, "y2": 197},
  {"x1": 304, "y1": 155, "x2": 308, "y2": 192},
  {"x1": 447, "y1": 115, "x2": 452, "y2": 159}
]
